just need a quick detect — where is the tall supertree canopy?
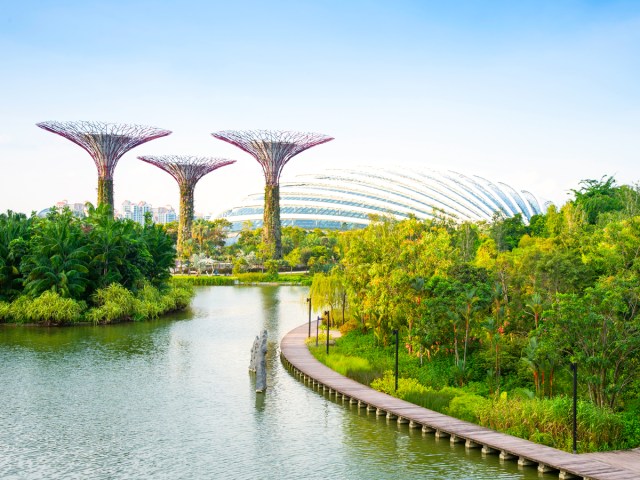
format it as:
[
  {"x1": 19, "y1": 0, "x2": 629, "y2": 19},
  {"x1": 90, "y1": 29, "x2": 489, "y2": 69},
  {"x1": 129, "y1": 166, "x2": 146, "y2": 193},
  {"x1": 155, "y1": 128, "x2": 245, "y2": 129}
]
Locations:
[
  {"x1": 137, "y1": 155, "x2": 236, "y2": 257},
  {"x1": 36, "y1": 121, "x2": 171, "y2": 212},
  {"x1": 211, "y1": 130, "x2": 333, "y2": 259}
]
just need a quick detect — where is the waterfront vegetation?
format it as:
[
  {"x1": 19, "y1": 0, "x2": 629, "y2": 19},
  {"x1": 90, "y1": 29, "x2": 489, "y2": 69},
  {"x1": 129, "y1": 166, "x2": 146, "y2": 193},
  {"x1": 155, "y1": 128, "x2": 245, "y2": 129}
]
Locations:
[
  {"x1": 3, "y1": 176, "x2": 640, "y2": 453},
  {"x1": 167, "y1": 218, "x2": 340, "y2": 277},
  {"x1": 172, "y1": 272, "x2": 311, "y2": 286},
  {"x1": 0, "y1": 205, "x2": 193, "y2": 325},
  {"x1": 307, "y1": 177, "x2": 640, "y2": 452}
]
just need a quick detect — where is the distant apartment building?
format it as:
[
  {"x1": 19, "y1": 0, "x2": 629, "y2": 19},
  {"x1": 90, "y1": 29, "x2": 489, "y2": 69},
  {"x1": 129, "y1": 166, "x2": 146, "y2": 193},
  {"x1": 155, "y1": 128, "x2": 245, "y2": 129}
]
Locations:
[
  {"x1": 41, "y1": 200, "x2": 177, "y2": 225},
  {"x1": 119, "y1": 200, "x2": 177, "y2": 225},
  {"x1": 54, "y1": 200, "x2": 88, "y2": 218},
  {"x1": 154, "y1": 205, "x2": 178, "y2": 224}
]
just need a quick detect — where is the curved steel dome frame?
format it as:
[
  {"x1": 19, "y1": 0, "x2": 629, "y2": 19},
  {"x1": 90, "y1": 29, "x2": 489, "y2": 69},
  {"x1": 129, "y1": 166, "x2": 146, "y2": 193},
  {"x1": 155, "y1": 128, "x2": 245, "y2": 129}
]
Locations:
[{"x1": 220, "y1": 167, "x2": 552, "y2": 231}]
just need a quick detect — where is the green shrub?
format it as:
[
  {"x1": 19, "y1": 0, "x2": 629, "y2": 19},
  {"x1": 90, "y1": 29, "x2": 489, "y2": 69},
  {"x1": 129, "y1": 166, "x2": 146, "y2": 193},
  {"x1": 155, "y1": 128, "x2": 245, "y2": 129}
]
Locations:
[
  {"x1": 6, "y1": 291, "x2": 83, "y2": 325},
  {"x1": 0, "y1": 301, "x2": 10, "y2": 322},
  {"x1": 87, "y1": 283, "x2": 137, "y2": 324},
  {"x1": 416, "y1": 387, "x2": 460, "y2": 412},
  {"x1": 372, "y1": 371, "x2": 428, "y2": 396},
  {"x1": 264, "y1": 259, "x2": 279, "y2": 280},
  {"x1": 621, "y1": 409, "x2": 640, "y2": 450},
  {"x1": 162, "y1": 283, "x2": 194, "y2": 312},
  {"x1": 447, "y1": 393, "x2": 490, "y2": 423},
  {"x1": 87, "y1": 282, "x2": 194, "y2": 323},
  {"x1": 133, "y1": 283, "x2": 164, "y2": 320},
  {"x1": 324, "y1": 353, "x2": 370, "y2": 376}
]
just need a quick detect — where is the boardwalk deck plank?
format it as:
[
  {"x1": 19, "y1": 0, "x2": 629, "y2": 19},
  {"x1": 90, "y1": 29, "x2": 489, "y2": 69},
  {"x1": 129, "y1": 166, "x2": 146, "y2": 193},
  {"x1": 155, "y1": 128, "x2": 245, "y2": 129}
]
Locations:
[{"x1": 281, "y1": 322, "x2": 640, "y2": 480}]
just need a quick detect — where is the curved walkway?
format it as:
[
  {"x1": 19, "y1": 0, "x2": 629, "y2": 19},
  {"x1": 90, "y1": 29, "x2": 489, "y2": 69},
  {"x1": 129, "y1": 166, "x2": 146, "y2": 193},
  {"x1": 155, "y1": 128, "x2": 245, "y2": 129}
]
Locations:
[{"x1": 280, "y1": 321, "x2": 640, "y2": 480}]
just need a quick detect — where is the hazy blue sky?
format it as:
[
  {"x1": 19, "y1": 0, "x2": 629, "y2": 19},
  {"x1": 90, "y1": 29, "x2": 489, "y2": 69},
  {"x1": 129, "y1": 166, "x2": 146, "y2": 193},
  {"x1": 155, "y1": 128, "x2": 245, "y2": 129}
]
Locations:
[{"x1": 1, "y1": 0, "x2": 639, "y2": 215}]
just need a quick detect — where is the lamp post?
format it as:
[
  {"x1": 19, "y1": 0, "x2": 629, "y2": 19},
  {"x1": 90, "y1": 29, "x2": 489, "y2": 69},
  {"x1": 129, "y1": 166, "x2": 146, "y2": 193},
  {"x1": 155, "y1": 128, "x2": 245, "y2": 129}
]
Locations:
[
  {"x1": 325, "y1": 311, "x2": 330, "y2": 355},
  {"x1": 571, "y1": 362, "x2": 578, "y2": 454},
  {"x1": 316, "y1": 316, "x2": 320, "y2": 347},
  {"x1": 306, "y1": 297, "x2": 312, "y2": 338},
  {"x1": 393, "y1": 329, "x2": 399, "y2": 392}
]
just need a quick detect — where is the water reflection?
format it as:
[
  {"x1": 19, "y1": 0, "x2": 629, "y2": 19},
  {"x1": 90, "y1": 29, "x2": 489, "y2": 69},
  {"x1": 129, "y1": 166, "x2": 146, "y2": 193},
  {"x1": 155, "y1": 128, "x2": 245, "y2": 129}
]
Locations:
[{"x1": 1, "y1": 286, "x2": 551, "y2": 480}]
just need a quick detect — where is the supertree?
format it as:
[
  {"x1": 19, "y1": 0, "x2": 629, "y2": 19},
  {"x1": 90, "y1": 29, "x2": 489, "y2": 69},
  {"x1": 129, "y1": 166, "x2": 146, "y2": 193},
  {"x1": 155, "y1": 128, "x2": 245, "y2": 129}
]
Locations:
[
  {"x1": 211, "y1": 130, "x2": 333, "y2": 259},
  {"x1": 137, "y1": 155, "x2": 236, "y2": 257},
  {"x1": 36, "y1": 121, "x2": 171, "y2": 213}
]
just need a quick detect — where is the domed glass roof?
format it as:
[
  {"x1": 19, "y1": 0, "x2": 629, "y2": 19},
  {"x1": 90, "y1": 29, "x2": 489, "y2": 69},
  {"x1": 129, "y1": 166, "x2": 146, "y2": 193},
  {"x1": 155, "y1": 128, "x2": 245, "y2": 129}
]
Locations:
[{"x1": 220, "y1": 167, "x2": 551, "y2": 231}]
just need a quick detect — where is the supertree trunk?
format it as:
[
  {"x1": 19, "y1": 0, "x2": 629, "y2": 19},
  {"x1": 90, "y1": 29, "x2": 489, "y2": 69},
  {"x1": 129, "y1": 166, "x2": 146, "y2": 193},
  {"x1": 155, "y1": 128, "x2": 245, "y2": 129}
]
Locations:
[
  {"x1": 97, "y1": 177, "x2": 114, "y2": 210},
  {"x1": 263, "y1": 183, "x2": 282, "y2": 259},
  {"x1": 178, "y1": 184, "x2": 195, "y2": 259}
]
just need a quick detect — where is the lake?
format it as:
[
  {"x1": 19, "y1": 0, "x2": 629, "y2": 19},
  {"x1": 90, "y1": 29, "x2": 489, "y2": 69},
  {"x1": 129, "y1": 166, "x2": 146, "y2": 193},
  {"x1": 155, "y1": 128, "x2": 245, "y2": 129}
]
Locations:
[{"x1": 0, "y1": 285, "x2": 551, "y2": 479}]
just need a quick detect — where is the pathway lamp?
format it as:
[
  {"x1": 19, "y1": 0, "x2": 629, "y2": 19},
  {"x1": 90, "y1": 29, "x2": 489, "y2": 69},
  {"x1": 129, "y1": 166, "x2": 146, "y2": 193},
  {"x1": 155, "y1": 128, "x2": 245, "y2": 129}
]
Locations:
[
  {"x1": 306, "y1": 297, "x2": 312, "y2": 338},
  {"x1": 325, "y1": 310, "x2": 330, "y2": 355},
  {"x1": 393, "y1": 329, "x2": 399, "y2": 392},
  {"x1": 571, "y1": 362, "x2": 578, "y2": 454},
  {"x1": 316, "y1": 316, "x2": 321, "y2": 347}
]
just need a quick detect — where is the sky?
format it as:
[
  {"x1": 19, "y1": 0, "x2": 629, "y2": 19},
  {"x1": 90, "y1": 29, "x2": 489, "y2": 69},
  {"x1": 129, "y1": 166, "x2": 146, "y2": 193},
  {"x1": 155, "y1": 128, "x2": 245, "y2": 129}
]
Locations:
[{"x1": 1, "y1": 0, "x2": 639, "y2": 216}]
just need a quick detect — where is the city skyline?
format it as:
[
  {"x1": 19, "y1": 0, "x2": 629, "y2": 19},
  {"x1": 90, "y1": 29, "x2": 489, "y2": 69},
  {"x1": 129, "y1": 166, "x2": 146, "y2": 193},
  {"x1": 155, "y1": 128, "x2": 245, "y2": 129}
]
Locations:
[{"x1": 1, "y1": 1, "x2": 639, "y2": 216}]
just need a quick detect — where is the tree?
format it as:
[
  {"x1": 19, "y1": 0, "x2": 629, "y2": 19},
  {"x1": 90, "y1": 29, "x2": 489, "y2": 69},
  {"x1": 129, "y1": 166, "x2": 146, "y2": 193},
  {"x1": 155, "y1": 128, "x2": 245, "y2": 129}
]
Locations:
[
  {"x1": 0, "y1": 211, "x2": 32, "y2": 300},
  {"x1": 490, "y1": 212, "x2": 528, "y2": 251},
  {"x1": 571, "y1": 176, "x2": 623, "y2": 225},
  {"x1": 548, "y1": 275, "x2": 640, "y2": 408},
  {"x1": 21, "y1": 210, "x2": 89, "y2": 299}
]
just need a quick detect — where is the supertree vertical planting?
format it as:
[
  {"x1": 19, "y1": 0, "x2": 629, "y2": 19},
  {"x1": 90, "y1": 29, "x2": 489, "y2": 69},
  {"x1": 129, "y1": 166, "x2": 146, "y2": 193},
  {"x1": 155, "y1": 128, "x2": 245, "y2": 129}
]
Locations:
[
  {"x1": 36, "y1": 121, "x2": 171, "y2": 213},
  {"x1": 137, "y1": 155, "x2": 236, "y2": 258},
  {"x1": 211, "y1": 130, "x2": 333, "y2": 259}
]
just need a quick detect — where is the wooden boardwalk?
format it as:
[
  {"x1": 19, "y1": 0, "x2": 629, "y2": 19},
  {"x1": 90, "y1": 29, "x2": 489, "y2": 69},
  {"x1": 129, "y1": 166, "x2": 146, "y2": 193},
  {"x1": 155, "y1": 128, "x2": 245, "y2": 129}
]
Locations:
[{"x1": 280, "y1": 322, "x2": 640, "y2": 480}]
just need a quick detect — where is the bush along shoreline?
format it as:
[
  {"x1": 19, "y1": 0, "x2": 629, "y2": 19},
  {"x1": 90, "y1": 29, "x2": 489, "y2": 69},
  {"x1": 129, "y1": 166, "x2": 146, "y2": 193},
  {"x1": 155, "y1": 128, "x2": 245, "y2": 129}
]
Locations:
[
  {"x1": 0, "y1": 280, "x2": 194, "y2": 326},
  {"x1": 172, "y1": 272, "x2": 311, "y2": 286}
]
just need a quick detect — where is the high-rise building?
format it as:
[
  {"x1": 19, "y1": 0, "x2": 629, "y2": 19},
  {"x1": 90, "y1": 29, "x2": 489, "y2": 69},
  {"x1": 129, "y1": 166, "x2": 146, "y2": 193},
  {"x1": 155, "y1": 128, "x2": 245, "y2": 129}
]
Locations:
[
  {"x1": 154, "y1": 205, "x2": 177, "y2": 224},
  {"x1": 119, "y1": 200, "x2": 177, "y2": 225}
]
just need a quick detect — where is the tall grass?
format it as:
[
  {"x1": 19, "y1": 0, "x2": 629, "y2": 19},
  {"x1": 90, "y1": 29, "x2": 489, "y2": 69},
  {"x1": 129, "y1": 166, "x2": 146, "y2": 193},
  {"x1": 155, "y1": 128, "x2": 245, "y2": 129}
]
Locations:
[
  {"x1": 2, "y1": 291, "x2": 84, "y2": 325},
  {"x1": 310, "y1": 347, "x2": 384, "y2": 385},
  {"x1": 476, "y1": 396, "x2": 626, "y2": 452},
  {"x1": 87, "y1": 282, "x2": 195, "y2": 324},
  {"x1": 171, "y1": 275, "x2": 235, "y2": 286}
]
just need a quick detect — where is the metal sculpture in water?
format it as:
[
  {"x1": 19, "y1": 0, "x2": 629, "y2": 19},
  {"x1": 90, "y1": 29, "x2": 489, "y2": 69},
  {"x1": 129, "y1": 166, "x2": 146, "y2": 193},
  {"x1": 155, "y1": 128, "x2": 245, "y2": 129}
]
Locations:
[
  {"x1": 137, "y1": 155, "x2": 236, "y2": 258},
  {"x1": 36, "y1": 121, "x2": 172, "y2": 213},
  {"x1": 211, "y1": 129, "x2": 333, "y2": 259}
]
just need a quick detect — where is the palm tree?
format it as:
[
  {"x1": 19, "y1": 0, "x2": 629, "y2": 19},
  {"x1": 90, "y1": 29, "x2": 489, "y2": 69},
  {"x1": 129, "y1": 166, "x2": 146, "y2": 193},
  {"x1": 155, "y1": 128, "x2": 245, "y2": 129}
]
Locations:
[
  {"x1": 0, "y1": 211, "x2": 32, "y2": 300},
  {"x1": 21, "y1": 211, "x2": 89, "y2": 299}
]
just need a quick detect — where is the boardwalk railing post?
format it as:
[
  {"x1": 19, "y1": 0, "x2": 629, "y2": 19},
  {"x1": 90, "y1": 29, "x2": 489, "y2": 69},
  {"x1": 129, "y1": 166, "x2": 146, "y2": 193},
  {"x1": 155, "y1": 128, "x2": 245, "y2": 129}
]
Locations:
[
  {"x1": 325, "y1": 310, "x2": 330, "y2": 355},
  {"x1": 393, "y1": 329, "x2": 399, "y2": 392},
  {"x1": 572, "y1": 362, "x2": 578, "y2": 454},
  {"x1": 306, "y1": 297, "x2": 312, "y2": 338}
]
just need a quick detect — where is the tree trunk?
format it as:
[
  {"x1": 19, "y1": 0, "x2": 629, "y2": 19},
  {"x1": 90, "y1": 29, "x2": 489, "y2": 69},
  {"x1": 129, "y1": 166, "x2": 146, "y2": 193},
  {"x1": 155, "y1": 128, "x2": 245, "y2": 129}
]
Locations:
[
  {"x1": 263, "y1": 183, "x2": 282, "y2": 259},
  {"x1": 178, "y1": 184, "x2": 195, "y2": 260},
  {"x1": 97, "y1": 176, "x2": 114, "y2": 214}
]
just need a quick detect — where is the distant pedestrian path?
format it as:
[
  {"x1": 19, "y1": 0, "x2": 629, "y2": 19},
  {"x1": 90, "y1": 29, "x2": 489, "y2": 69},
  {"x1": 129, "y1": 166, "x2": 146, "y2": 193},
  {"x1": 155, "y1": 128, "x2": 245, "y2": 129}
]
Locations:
[{"x1": 280, "y1": 321, "x2": 640, "y2": 480}]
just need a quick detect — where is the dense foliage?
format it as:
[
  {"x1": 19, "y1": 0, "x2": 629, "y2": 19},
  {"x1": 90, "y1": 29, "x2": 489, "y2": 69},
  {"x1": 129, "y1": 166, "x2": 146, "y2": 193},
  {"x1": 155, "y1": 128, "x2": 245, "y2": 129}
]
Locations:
[
  {"x1": 170, "y1": 218, "x2": 341, "y2": 277},
  {"x1": 308, "y1": 177, "x2": 640, "y2": 452},
  {"x1": 0, "y1": 205, "x2": 191, "y2": 325}
]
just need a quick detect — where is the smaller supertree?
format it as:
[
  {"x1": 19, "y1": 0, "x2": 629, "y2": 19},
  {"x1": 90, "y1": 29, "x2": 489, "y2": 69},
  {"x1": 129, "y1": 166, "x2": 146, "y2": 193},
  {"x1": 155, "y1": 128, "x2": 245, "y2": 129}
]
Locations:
[
  {"x1": 37, "y1": 121, "x2": 171, "y2": 213},
  {"x1": 137, "y1": 155, "x2": 236, "y2": 257}
]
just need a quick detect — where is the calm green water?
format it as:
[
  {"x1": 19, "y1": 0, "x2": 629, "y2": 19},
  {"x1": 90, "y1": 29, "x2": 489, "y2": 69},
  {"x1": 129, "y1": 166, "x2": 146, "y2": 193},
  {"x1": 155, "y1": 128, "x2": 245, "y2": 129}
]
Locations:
[{"x1": 0, "y1": 286, "x2": 551, "y2": 479}]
